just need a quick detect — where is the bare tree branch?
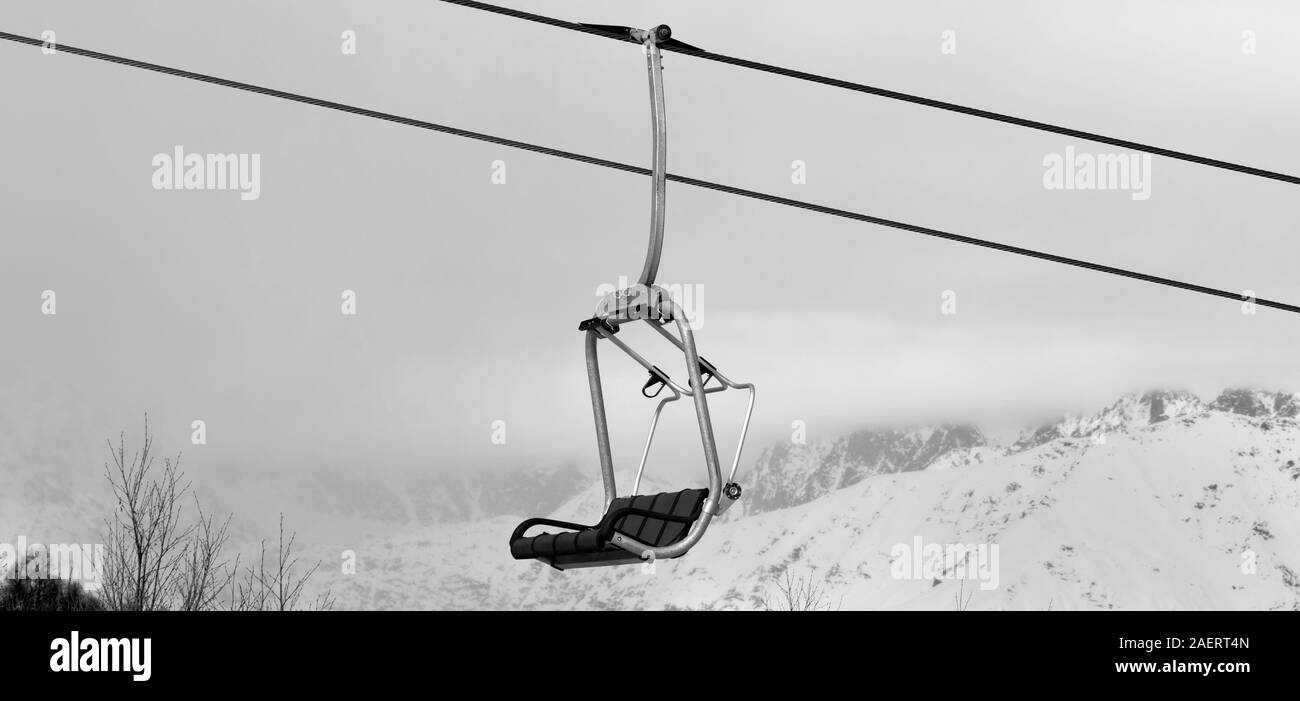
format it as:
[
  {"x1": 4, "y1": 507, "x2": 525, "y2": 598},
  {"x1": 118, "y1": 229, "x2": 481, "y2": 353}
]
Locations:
[
  {"x1": 99, "y1": 416, "x2": 330, "y2": 612},
  {"x1": 762, "y1": 569, "x2": 838, "y2": 611},
  {"x1": 229, "y1": 513, "x2": 332, "y2": 611}
]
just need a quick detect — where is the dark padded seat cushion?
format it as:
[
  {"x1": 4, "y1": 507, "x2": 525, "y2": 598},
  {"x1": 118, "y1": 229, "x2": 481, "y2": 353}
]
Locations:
[{"x1": 510, "y1": 488, "x2": 708, "y2": 560}]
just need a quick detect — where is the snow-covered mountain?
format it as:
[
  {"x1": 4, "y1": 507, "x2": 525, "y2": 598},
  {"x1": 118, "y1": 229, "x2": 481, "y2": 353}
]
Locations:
[
  {"x1": 199, "y1": 461, "x2": 591, "y2": 539},
  {"x1": 1209, "y1": 388, "x2": 1300, "y2": 419},
  {"x1": 743, "y1": 424, "x2": 986, "y2": 514},
  {"x1": 1011, "y1": 389, "x2": 1205, "y2": 451},
  {"x1": 325, "y1": 387, "x2": 1300, "y2": 610},
  {"x1": 0, "y1": 460, "x2": 589, "y2": 541},
  {"x1": 5, "y1": 387, "x2": 1297, "y2": 610}
]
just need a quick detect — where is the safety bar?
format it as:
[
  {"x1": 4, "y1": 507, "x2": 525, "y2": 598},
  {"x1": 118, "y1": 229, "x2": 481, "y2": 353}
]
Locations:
[{"x1": 630, "y1": 381, "x2": 756, "y2": 497}]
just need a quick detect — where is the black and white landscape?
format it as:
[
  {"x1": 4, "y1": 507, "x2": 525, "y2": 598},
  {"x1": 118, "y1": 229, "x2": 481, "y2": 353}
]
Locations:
[
  {"x1": 10, "y1": 388, "x2": 1293, "y2": 610},
  {"x1": 2, "y1": 3, "x2": 1298, "y2": 614}
]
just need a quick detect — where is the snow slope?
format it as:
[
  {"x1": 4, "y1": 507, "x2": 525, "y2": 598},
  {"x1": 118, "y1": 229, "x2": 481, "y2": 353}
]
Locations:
[{"x1": 327, "y1": 389, "x2": 1300, "y2": 610}]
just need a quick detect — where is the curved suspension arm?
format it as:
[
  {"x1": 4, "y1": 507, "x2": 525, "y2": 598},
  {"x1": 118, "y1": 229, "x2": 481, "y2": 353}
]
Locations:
[{"x1": 636, "y1": 30, "x2": 668, "y2": 286}]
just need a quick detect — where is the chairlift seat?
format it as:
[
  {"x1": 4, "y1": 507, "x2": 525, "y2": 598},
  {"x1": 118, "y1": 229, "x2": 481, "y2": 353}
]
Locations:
[{"x1": 510, "y1": 488, "x2": 708, "y2": 569}]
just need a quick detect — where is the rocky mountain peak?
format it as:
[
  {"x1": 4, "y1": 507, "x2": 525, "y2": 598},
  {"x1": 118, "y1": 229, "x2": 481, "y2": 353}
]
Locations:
[
  {"x1": 1209, "y1": 388, "x2": 1299, "y2": 418},
  {"x1": 742, "y1": 423, "x2": 986, "y2": 515},
  {"x1": 1011, "y1": 389, "x2": 1204, "y2": 452}
]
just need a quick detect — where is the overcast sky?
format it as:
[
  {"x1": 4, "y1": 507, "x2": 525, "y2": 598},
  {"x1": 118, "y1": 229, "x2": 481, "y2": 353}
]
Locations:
[{"x1": 2, "y1": 0, "x2": 1298, "y2": 485}]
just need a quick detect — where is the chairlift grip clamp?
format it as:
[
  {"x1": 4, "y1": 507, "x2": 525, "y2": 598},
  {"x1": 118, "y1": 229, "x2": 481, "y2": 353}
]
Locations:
[{"x1": 578, "y1": 317, "x2": 619, "y2": 335}]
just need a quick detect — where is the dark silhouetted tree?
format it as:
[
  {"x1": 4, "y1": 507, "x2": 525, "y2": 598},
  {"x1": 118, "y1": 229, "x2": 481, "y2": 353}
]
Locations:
[{"x1": 0, "y1": 577, "x2": 104, "y2": 611}]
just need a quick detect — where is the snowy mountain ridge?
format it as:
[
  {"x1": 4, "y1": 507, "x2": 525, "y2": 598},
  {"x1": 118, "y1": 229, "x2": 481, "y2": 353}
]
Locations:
[{"x1": 743, "y1": 388, "x2": 1296, "y2": 516}]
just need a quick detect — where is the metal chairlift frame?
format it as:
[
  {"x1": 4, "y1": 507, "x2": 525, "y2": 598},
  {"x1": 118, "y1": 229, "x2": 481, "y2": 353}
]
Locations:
[{"x1": 567, "y1": 24, "x2": 756, "y2": 563}]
